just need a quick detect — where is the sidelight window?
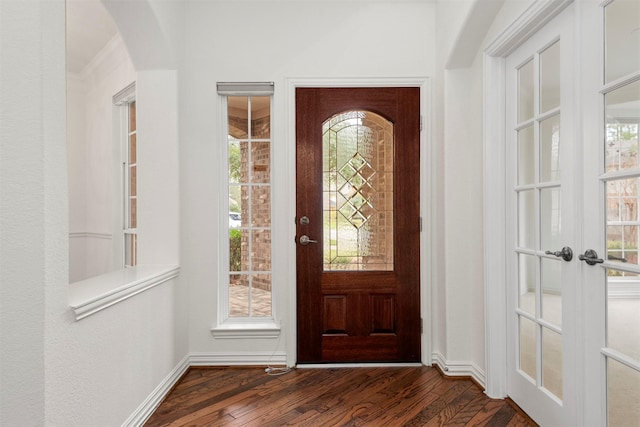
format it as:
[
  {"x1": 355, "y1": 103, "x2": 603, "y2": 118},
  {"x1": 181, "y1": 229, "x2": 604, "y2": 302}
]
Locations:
[{"x1": 218, "y1": 82, "x2": 273, "y2": 319}]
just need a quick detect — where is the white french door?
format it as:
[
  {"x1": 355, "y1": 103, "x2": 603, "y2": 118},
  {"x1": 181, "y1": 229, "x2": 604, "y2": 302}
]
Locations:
[
  {"x1": 505, "y1": 1, "x2": 640, "y2": 426},
  {"x1": 582, "y1": 0, "x2": 640, "y2": 426},
  {"x1": 506, "y1": 5, "x2": 577, "y2": 426}
]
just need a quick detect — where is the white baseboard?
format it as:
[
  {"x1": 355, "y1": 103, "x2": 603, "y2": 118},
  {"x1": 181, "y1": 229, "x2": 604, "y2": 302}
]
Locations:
[
  {"x1": 189, "y1": 351, "x2": 288, "y2": 367},
  {"x1": 297, "y1": 362, "x2": 423, "y2": 368},
  {"x1": 431, "y1": 351, "x2": 486, "y2": 389},
  {"x1": 122, "y1": 354, "x2": 190, "y2": 427}
]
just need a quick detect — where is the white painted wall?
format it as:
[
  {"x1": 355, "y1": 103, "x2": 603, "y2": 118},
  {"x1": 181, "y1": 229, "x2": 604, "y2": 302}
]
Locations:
[
  {"x1": 1, "y1": 1, "x2": 187, "y2": 425},
  {"x1": 437, "y1": 0, "x2": 536, "y2": 379},
  {"x1": 0, "y1": 1, "x2": 50, "y2": 423},
  {"x1": 180, "y1": 0, "x2": 436, "y2": 359}
]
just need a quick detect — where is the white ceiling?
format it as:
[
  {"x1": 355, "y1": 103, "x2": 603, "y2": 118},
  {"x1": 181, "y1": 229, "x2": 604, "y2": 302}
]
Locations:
[{"x1": 66, "y1": 0, "x2": 118, "y2": 73}]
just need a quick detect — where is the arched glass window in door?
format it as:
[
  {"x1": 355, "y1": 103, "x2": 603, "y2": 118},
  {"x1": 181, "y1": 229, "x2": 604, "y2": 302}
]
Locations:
[{"x1": 322, "y1": 110, "x2": 394, "y2": 271}]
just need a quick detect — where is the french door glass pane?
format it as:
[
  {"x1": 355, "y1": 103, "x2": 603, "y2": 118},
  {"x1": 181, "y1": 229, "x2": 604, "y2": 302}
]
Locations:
[
  {"x1": 605, "y1": 80, "x2": 640, "y2": 172},
  {"x1": 541, "y1": 257, "x2": 562, "y2": 327},
  {"x1": 519, "y1": 190, "x2": 535, "y2": 248},
  {"x1": 542, "y1": 327, "x2": 563, "y2": 399},
  {"x1": 519, "y1": 125, "x2": 535, "y2": 185},
  {"x1": 520, "y1": 316, "x2": 537, "y2": 381},
  {"x1": 519, "y1": 59, "x2": 535, "y2": 122},
  {"x1": 519, "y1": 254, "x2": 536, "y2": 315},
  {"x1": 322, "y1": 111, "x2": 394, "y2": 271},
  {"x1": 605, "y1": 0, "x2": 640, "y2": 84},
  {"x1": 540, "y1": 41, "x2": 561, "y2": 113},
  {"x1": 607, "y1": 357, "x2": 640, "y2": 426},
  {"x1": 541, "y1": 187, "x2": 561, "y2": 251},
  {"x1": 607, "y1": 179, "x2": 640, "y2": 266},
  {"x1": 607, "y1": 270, "x2": 640, "y2": 362},
  {"x1": 540, "y1": 115, "x2": 561, "y2": 182}
]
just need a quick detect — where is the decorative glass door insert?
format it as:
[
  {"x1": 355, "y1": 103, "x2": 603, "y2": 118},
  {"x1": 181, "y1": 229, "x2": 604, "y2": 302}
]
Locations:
[{"x1": 322, "y1": 111, "x2": 394, "y2": 271}]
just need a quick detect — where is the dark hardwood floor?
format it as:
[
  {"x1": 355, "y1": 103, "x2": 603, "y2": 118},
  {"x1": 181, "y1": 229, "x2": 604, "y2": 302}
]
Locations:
[{"x1": 144, "y1": 366, "x2": 536, "y2": 426}]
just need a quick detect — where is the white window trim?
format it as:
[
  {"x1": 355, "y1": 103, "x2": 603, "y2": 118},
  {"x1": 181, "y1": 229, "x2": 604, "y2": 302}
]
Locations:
[{"x1": 211, "y1": 83, "x2": 280, "y2": 337}]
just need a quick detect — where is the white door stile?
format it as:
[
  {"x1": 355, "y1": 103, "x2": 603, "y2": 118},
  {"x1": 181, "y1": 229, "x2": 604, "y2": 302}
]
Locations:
[{"x1": 577, "y1": 1, "x2": 606, "y2": 424}]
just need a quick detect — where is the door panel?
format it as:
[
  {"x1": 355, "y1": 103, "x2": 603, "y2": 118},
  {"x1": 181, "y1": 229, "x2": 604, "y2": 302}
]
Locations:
[
  {"x1": 585, "y1": 1, "x2": 640, "y2": 425},
  {"x1": 296, "y1": 87, "x2": 421, "y2": 363},
  {"x1": 505, "y1": 6, "x2": 576, "y2": 425}
]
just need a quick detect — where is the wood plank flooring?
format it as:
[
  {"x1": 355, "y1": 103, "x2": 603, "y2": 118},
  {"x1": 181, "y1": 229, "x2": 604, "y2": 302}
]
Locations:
[{"x1": 144, "y1": 366, "x2": 536, "y2": 427}]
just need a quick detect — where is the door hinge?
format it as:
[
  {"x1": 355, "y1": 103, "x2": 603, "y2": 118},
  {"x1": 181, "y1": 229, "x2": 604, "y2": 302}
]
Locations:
[
  {"x1": 420, "y1": 216, "x2": 423, "y2": 232},
  {"x1": 420, "y1": 318, "x2": 424, "y2": 334},
  {"x1": 420, "y1": 115, "x2": 423, "y2": 131}
]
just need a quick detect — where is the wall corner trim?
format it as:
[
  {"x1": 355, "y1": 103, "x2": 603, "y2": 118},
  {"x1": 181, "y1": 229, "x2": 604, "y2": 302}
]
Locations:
[{"x1": 431, "y1": 352, "x2": 486, "y2": 389}]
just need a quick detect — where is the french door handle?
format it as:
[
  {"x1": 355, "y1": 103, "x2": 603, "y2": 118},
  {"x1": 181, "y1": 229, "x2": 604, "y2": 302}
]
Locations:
[
  {"x1": 545, "y1": 246, "x2": 573, "y2": 262},
  {"x1": 298, "y1": 235, "x2": 318, "y2": 245},
  {"x1": 578, "y1": 249, "x2": 604, "y2": 266}
]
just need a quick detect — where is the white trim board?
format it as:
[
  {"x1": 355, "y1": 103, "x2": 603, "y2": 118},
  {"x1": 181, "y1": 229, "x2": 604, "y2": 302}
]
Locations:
[
  {"x1": 189, "y1": 352, "x2": 288, "y2": 367},
  {"x1": 121, "y1": 354, "x2": 190, "y2": 427},
  {"x1": 297, "y1": 363, "x2": 423, "y2": 369},
  {"x1": 431, "y1": 352, "x2": 486, "y2": 389},
  {"x1": 69, "y1": 231, "x2": 112, "y2": 240}
]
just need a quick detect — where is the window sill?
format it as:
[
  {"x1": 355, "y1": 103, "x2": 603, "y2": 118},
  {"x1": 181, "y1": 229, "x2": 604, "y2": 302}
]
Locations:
[
  {"x1": 68, "y1": 265, "x2": 180, "y2": 320},
  {"x1": 211, "y1": 321, "x2": 281, "y2": 339}
]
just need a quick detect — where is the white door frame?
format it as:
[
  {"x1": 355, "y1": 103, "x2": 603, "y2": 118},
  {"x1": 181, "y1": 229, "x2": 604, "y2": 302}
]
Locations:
[
  {"x1": 482, "y1": 0, "x2": 574, "y2": 399},
  {"x1": 284, "y1": 77, "x2": 433, "y2": 368}
]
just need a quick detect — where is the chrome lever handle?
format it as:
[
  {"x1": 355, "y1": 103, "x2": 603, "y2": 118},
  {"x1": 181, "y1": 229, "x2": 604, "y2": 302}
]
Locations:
[
  {"x1": 299, "y1": 235, "x2": 318, "y2": 245},
  {"x1": 545, "y1": 246, "x2": 573, "y2": 262},
  {"x1": 578, "y1": 249, "x2": 604, "y2": 266}
]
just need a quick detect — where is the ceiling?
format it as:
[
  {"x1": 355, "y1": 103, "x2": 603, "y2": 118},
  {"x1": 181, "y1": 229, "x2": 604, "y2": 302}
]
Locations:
[{"x1": 66, "y1": 0, "x2": 118, "y2": 73}]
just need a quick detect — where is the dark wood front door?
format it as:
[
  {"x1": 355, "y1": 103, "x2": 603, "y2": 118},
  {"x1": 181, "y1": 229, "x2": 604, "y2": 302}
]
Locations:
[{"x1": 296, "y1": 87, "x2": 421, "y2": 363}]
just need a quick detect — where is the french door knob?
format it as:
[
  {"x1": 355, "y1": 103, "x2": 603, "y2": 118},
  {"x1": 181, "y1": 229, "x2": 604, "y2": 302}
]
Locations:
[
  {"x1": 578, "y1": 249, "x2": 604, "y2": 266},
  {"x1": 545, "y1": 246, "x2": 573, "y2": 262}
]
